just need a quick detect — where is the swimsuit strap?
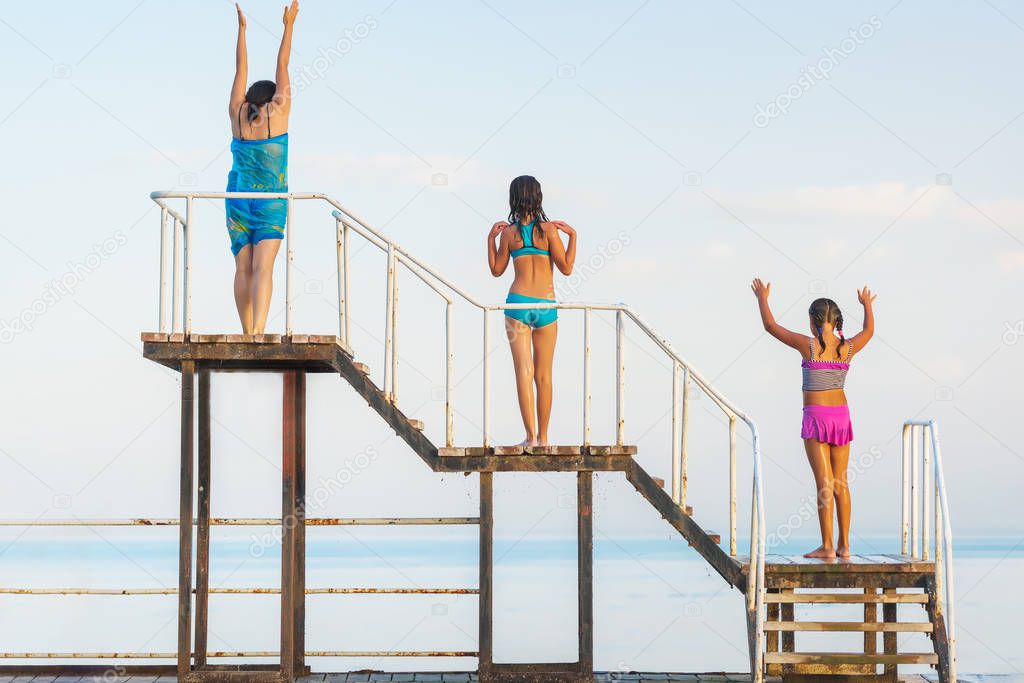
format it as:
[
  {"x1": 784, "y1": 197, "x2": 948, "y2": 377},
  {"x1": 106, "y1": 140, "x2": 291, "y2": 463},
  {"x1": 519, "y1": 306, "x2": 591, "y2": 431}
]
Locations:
[
  {"x1": 237, "y1": 103, "x2": 273, "y2": 140},
  {"x1": 520, "y1": 221, "x2": 535, "y2": 247}
]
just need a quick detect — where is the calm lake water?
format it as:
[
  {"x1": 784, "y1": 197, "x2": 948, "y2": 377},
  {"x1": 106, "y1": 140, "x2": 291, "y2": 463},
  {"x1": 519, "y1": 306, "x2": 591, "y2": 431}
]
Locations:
[{"x1": 0, "y1": 533, "x2": 1020, "y2": 677}]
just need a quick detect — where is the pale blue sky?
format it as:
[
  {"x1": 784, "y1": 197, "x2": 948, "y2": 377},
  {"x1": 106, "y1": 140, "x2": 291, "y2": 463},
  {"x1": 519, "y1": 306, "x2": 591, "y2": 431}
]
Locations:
[{"x1": 1, "y1": 0, "x2": 1022, "y2": 550}]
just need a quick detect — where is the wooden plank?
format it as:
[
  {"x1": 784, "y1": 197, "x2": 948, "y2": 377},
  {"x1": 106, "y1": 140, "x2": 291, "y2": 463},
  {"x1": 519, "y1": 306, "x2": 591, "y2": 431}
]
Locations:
[
  {"x1": 177, "y1": 360, "x2": 195, "y2": 680},
  {"x1": 585, "y1": 445, "x2": 637, "y2": 455},
  {"x1": 577, "y1": 471, "x2": 594, "y2": 675},
  {"x1": 143, "y1": 340, "x2": 340, "y2": 373},
  {"x1": 478, "y1": 472, "x2": 494, "y2": 677},
  {"x1": 434, "y1": 454, "x2": 634, "y2": 473},
  {"x1": 194, "y1": 369, "x2": 212, "y2": 667},
  {"x1": 763, "y1": 621, "x2": 932, "y2": 632},
  {"x1": 408, "y1": 419, "x2": 425, "y2": 431},
  {"x1": 764, "y1": 572, "x2": 931, "y2": 590},
  {"x1": 255, "y1": 334, "x2": 283, "y2": 344},
  {"x1": 492, "y1": 445, "x2": 523, "y2": 456},
  {"x1": 764, "y1": 652, "x2": 937, "y2": 665},
  {"x1": 531, "y1": 446, "x2": 582, "y2": 456},
  {"x1": 141, "y1": 332, "x2": 168, "y2": 342},
  {"x1": 766, "y1": 592, "x2": 928, "y2": 604}
]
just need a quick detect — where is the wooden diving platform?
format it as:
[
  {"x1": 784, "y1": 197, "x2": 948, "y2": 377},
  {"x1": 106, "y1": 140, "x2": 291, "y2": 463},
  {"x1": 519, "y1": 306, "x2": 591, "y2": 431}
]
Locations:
[{"x1": 137, "y1": 333, "x2": 951, "y2": 683}]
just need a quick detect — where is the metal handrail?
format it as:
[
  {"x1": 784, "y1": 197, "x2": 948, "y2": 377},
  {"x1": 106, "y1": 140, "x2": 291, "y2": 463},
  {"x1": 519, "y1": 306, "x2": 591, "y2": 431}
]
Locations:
[
  {"x1": 902, "y1": 419, "x2": 956, "y2": 682},
  {"x1": 149, "y1": 190, "x2": 767, "y2": 681}
]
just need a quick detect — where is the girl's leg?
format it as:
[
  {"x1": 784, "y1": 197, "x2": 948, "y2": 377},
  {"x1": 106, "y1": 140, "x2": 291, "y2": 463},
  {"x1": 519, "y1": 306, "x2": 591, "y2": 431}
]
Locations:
[
  {"x1": 531, "y1": 321, "x2": 558, "y2": 446},
  {"x1": 803, "y1": 438, "x2": 836, "y2": 559},
  {"x1": 250, "y1": 238, "x2": 282, "y2": 335},
  {"x1": 505, "y1": 316, "x2": 537, "y2": 446},
  {"x1": 829, "y1": 443, "x2": 852, "y2": 558},
  {"x1": 233, "y1": 245, "x2": 254, "y2": 334}
]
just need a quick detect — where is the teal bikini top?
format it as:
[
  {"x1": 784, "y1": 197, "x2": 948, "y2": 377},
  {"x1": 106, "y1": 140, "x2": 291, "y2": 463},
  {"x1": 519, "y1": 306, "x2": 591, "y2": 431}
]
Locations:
[{"x1": 510, "y1": 221, "x2": 550, "y2": 258}]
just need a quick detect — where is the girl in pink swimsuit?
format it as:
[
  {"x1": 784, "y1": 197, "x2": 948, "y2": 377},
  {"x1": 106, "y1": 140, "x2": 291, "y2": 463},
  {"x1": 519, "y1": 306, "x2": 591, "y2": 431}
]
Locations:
[{"x1": 751, "y1": 279, "x2": 877, "y2": 560}]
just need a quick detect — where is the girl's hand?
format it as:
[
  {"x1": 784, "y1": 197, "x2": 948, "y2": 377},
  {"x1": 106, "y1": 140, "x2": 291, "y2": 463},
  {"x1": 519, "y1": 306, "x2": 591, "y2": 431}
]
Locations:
[
  {"x1": 858, "y1": 286, "x2": 877, "y2": 306},
  {"x1": 283, "y1": 0, "x2": 299, "y2": 25},
  {"x1": 552, "y1": 220, "x2": 575, "y2": 236},
  {"x1": 236, "y1": 2, "x2": 246, "y2": 27},
  {"x1": 751, "y1": 278, "x2": 771, "y2": 301},
  {"x1": 489, "y1": 221, "x2": 510, "y2": 240}
]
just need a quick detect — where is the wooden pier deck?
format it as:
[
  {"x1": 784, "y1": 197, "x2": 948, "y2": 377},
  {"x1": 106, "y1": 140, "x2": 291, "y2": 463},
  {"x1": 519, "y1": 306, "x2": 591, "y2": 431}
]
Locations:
[{"x1": 0, "y1": 674, "x2": 944, "y2": 682}]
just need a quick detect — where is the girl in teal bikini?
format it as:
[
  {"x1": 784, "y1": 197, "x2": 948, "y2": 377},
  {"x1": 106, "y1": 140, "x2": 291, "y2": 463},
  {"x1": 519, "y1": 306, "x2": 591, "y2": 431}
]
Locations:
[
  {"x1": 487, "y1": 176, "x2": 578, "y2": 448},
  {"x1": 226, "y1": 1, "x2": 298, "y2": 335}
]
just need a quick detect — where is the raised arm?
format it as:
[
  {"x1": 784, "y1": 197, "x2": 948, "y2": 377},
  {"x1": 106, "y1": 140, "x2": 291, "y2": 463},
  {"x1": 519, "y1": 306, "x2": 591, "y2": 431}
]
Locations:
[
  {"x1": 543, "y1": 221, "x2": 576, "y2": 275},
  {"x1": 229, "y1": 4, "x2": 248, "y2": 114},
  {"x1": 847, "y1": 286, "x2": 877, "y2": 354},
  {"x1": 275, "y1": 1, "x2": 299, "y2": 114},
  {"x1": 488, "y1": 222, "x2": 511, "y2": 276},
  {"x1": 751, "y1": 278, "x2": 808, "y2": 352}
]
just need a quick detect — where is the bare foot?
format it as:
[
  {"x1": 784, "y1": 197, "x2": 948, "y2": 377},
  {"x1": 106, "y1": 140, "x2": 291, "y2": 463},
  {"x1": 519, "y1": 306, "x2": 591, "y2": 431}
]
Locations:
[
  {"x1": 803, "y1": 545, "x2": 837, "y2": 559},
  {"x1": 537, "y1": 438, "x2": 550, "y2": 447},
  {"x1": 516, "y1": 438, "x2": 537, "y2": 451},
  {"x1": 837, "y1": 546, "x2": 851, "y2": 559}
]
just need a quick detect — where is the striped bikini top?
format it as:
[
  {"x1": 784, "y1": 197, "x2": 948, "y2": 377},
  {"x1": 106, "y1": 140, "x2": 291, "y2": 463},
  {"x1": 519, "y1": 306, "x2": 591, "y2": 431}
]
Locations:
[{"x1": 801, "y1": 338, "x2": 853, "y2": 391}]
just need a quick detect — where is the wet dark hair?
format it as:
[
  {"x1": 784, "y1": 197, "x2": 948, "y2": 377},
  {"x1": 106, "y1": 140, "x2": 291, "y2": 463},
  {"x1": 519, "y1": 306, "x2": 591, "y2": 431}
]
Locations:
[
  {"x1": 244, "y1": 80, "x2": 277, "y2": 123},
  {"x1": 808, "y1": 298, "x2": 845, "y2": 358},
  {"x1": 507, "y1": 175, "x2": 549, "y2": 228}
]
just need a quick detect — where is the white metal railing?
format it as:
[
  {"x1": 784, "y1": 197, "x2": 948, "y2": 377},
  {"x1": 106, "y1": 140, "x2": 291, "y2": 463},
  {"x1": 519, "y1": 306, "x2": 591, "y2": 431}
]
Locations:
[
  {"x1": 148, "y1": 190, "x2": 769, "y2": 681},
  {"x1": 902, "y1": 419, "x2": 956, "y2": 682}
]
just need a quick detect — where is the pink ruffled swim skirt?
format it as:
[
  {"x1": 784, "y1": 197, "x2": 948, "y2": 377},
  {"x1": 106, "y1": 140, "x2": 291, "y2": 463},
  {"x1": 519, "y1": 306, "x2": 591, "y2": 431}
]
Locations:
[{"x1": 801, "y1": 404, "x2": 853, "y2": 446}]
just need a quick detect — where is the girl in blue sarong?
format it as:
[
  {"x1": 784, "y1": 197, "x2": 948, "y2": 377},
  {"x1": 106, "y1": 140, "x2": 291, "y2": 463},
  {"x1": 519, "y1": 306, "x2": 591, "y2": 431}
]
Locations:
[{"x1": 227, "y1": 1, "x2": 298, "y2": 334}]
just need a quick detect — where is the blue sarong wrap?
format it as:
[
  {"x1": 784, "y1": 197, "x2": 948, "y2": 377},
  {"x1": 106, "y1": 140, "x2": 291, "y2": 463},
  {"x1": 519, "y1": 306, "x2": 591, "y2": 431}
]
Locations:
[{"x1": 225, "y1": 133, "x2": 289, "y2": 255}]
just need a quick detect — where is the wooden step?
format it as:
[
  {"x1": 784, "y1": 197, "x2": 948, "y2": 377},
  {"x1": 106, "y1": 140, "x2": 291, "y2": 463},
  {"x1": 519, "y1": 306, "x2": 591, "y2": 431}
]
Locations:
[
  {"x1": 766, "y1": 592, "x2": 929, "y2": 604},
  {"x1": 688, "y1": 529, "x2": 720, "y2": 545},
  {"x1": 764, "y1": 652, "x2": 938, "y2": 665},
  {"x1": 408, "y1": 419, "x2": 425, "y2": 431},
  {"x1": 764, "y1": 621, "x2": 932, "y2": 632},
  {"x1": 353, "y1": 361, "x2": 370, "y2": 374}
]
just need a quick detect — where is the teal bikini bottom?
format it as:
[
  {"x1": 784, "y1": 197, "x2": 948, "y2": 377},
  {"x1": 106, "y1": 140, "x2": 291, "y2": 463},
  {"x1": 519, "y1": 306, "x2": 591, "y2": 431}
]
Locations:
[{"x1": 504, "y1": 292, "x2": 557, "y2": 329}]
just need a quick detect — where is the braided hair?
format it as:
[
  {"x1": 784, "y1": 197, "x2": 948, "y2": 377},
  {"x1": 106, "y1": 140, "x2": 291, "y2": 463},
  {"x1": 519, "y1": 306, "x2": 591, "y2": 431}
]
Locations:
[
  {"x1": 808, "y1": 298, "x2": 846, "y2": 359},
  {"x1": 507, "y1": 175, "x2": 549, "y2": 244}
]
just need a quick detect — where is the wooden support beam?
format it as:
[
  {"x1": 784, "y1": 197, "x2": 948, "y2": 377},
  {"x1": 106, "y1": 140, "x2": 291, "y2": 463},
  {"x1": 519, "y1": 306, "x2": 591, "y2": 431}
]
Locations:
[
  {"x1": 478, "y1": 472, "x2": 494, "y2": 677},
  {"x1": 577, "y1": 471, "x2": 593, "y2": 675},
  {"x1": 864, "y1": 587, "x2": 878, "y2": 661},
  {"x1": 780, "y1": 588, "x2": 794, "y2": 679},
  {"x1": 766, "y1": 589, "x2": 780, "y2": 676},
  {"x1": 194, "y1": 369, "x2": 212, "y2": 667},
  {"x1": 177, "y1": 360, "x2": 195, "y2": 680},
  {"x1": 280, "y1": 371, "x2": 305, "y2": 683},
  {"x1": 292, "y1": 372, "x2": 306, "y2": 675},
  {"x1": 883, "y1": 587, "x2": 898, "y2": 682}
]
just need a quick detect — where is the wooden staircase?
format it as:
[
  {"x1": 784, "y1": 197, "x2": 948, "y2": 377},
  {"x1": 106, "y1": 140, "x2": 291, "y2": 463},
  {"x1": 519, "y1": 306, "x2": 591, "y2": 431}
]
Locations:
[
  {"x1": 757, "y1": 561, "x2": 950, "y2": 683},
  {"x1": 329, "y1": 342, "x2": 955, "y2": 683},
  {"x1": 143, "y1": 334, "x2": 955, "y2": 683}
]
